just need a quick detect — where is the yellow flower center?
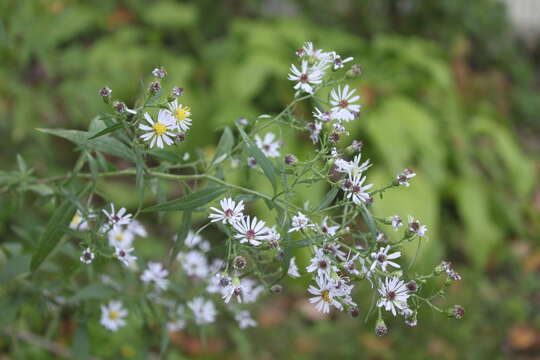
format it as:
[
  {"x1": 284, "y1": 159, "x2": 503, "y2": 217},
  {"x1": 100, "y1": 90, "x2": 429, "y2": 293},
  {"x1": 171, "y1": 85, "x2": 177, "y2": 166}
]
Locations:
[
  {"x1": 115, "y1": 233, "x2": 124, "y2": 241},
  {"x1": 109, "y1": 310, "x2": 119, "y2": 320},
  {"x1": 174, "y1": 106, "x2": 191, "y2": 123},
  {"x1": 153, "y1": 122, "x2": 167, "y2": 135},
  {"x1": 71, "y1": 214, "x2": 81, "y2": 225},
  {"x1": 322, "y1": 290, "x2": 331, "y2": 303}
]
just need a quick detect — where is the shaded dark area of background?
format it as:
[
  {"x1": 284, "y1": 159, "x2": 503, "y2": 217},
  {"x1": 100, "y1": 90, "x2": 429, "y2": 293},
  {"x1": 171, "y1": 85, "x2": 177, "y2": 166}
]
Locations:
[{"x1": 1, "y1": 0, "x2": 539, "y2": 359}]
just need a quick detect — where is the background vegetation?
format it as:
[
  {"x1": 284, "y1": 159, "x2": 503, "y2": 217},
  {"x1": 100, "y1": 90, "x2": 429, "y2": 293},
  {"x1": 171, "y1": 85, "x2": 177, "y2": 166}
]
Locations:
[{"x1": 1, "y1": 0, "x2": 539, "y2": 359}]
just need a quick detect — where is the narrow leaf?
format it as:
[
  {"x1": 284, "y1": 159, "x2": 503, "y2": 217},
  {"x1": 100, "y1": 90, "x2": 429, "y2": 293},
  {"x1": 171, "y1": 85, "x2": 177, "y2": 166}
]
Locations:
[
  {"x1": 88, "y1": 122, "x2": 124, "y2": 139},
  {"x1": 236, "y1": 124, "x2": 277, "y2": 190},
  {"x1": 31, "y1": 199, "x2": 77, "y2": 271},
  {"x1": 212, "y1": 127, "x2": 234, "y2": 165},
  {"x1": 142, "y1": 187, "x2": 227, "y2": 212},
  {"x1": 314, "y1": 187, "x2": 339, "y2": 212}
]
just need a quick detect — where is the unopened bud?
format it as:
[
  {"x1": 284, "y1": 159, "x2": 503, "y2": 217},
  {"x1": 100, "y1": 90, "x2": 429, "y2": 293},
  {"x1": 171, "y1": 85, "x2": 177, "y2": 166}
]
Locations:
[
  {"x1": 152, "y1": 67, "x2": 166, "y2": 79},
  {"x1": 448, "y1": 305, "x2": 465, "y2": 319},
  {"x1": 346, "y1": 64, "x2": 363, "y2": 78},
  {"x1": 284, "y1": 154, "x2": 297, "y2": 166},
  {"x1": 99, "y1": 87, "x2": 112, "y2": 102},
  {"x1": 233, "y1": 256, "x2": 247, "y2": 271},
  {"x1": 349, "y1": 307, "x2": 360, "y2": 318},
  {"x1": 149, "y1": 81, "x2": 161, "y2": 94},
  {"x1": 171, "y1": 87, "x2": 184, "y2": 97},
  {"x1": 375, "y1": 319, "x2": 388, "y2": 336},
  {"x1": 270, "y1": 284, "x2": 283, "y2": 294},
  {"x1": 113, "y1": 101, "x2": 127, "y2": 114}
]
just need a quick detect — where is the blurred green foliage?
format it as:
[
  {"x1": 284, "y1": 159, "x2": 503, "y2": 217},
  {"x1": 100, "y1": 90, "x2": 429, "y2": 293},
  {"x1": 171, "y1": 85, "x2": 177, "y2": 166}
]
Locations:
[{"x1": 1, "y1": 0, "x2": 539, "y2": 359}]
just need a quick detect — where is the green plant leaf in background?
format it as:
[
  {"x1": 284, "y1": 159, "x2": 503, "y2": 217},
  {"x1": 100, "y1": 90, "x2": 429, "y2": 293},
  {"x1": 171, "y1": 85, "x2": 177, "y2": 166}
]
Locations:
[
  {"x1": 30, "y1": 198, "x2": 77, "y2": 272},
  {"x1": 142, "y1": 187, "x2": 227, "y2": 212}
]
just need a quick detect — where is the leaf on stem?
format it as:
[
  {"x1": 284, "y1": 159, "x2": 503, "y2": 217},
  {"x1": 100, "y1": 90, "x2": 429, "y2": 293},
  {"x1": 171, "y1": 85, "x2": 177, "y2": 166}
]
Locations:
[{"x1": 141, "y1": 187, "x2": 227, "y2": 212}]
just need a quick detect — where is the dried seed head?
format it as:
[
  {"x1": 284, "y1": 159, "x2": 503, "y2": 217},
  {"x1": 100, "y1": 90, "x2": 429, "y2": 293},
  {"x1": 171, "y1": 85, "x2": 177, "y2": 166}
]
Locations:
[
  {"x1": 375, "y1": 319, "x2": 388, "y2": 336},
  {"x1": 349, "y1": 307, "x2": 360, "y2": 318},
  {"x1": 406, "y1": 280, "x2": 418, "y2": 293},
  {"x1": 284, "y1": 154, "x2": 297, "y2": 166},
  {"x1": 448, "y1": 305, "x2": 465, "y2": 319}
]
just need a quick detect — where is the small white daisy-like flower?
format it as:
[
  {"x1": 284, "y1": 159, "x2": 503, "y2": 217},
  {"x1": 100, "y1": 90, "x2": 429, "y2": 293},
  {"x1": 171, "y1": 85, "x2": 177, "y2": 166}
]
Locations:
[
  {"x1": 188, "y1": 297, "x2": 216, "y2": 325},
  {"x1": 407, "y1": 216, "x2": 427, "y2": 237},
  {"x1": 302, "y1": 42, "x2": 332, "y2": 64},
  {"x1": 330, "y1": 52, "x2": 354, "y2": 70},
  {"x1": 235, "y1": 310, "x2": 257, "y2": 329},
  {"x1": 239, "y1": 278, "x2": 265, "y2": 303},
  {"x1": 127, "y1": 220, "x2": 147, "y2": 237},
  {"x1": 247, "y1": 156, "x2": 257, "y2": 168},
  {"x1": 100, "y1": 300, "x2": 128, "y2": 332},
  {"x1": 179, "y1": 250, "x2": 209, "y2": 278},
  {"x1": 222, "y1": 278, "x2": 247, "y2": 304},
  {"x1": 307, "y1": 121, "x2": 323, "y2": 144},
  {"x1": 141, "y1": 262, "x2": 169, "y2": 291},
  {"x1": 114, "y1": 246, "x2": 137, "y2": 267},
  {"x1": 80, "y1": 248, "x2": 95, "y2": 264},
  {"x1": 180, "y1": 230, "x2": 202, "y2": 248},
  {"x1": 289, "y1": 212, "x2": 315, "y2": 233},
  {"x1": 102, "y1": 204, "x2": 132, "y2": 227},
  {"x1": 306, "y1": 247, "x2": 334, "y2": 279},
  {"x1": 139, "y1": 110, "x2": 175, "y2": 148},
  {"x1": 166, "y1": 99, "x2": 192, "y2": 133},
  {"x1": 391, "y1": 215, "x2": 403, "y2": 230},
  {"x1": 70, "y1": 210, "x2": 91, "y2": 231},
  {"x1": 208, "y1": 197, "x2": 244, "y2": 225},
  {"x1": 377, "y1": 277, "x2": 410, "y2": 316},
  {"x1": 335, "y1": 154, "x2": 371, "y2": 177},
  {"x1": 396, "y1": 169, "x2": 416, "y2": 187},
  {"x1": 313, "y1": 107, "x2": 333, "y2": 122},
  {"x1": 330, "y1": 85, "x2": 361, "y2": 122},
  {"x1": 107, "y1": 226, "x2": 134, "y2": 249},
  {"x1": 308, "y1": 275, "x2": 343, "y2": 314},
  {"x1": 320, "y1": 217, "x2": 340, "y2": 237},
  {"x1": 232, "y1": 216, "x2": 269, "y2": 246},
  {"x1": 370, "y1": 245, "x2": 401, "y2": 272},
  {"x1": 255, "y1": 132, "x2": 281, "y2": 158},
  {"x1": 288, "y1": 256, "x2": 301, "y2": 278},
  {"x1": 288, "y1": 60, "x2": 324, "y2": 94},
  {"x1": 343, "y1": 174, "x2": 373, "y2": 205}
]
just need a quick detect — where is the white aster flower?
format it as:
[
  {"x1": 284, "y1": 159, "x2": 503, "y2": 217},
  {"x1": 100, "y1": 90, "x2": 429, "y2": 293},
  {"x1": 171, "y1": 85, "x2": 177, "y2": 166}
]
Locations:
[
  {"x1": 166, "y1": 99, "x2": 192, "y2": 133},
  {"x1": 289, "y1": 212, "x2": 314, "y2": 233},
  {"x1": 208, "y1": 197, "x2": 244, "y2": 225},
  {"x1": 308, "y1": 275, "x2": 343, "y2": 314},
  {"x1": 141, "y1": 262, "x2": 169, "y2": 291},
  {"x1": 306, "y1": 247, "x2": 334, "y2": 279},
  {"x1": 343, "y1": 174, "x2": 373, "y2": 205},
  {"x1": 313, "y1": 107, "x2": 333, "y2": 122},
  {"x1": 100, "y1": 300, "x2": 128, "y2": 332},
  {"x1": 335, "y1": 154, "x2": 371, "y2": 177},
  {"x1": 107, "y1": 226, "x2": 134, "y2": 249},
  {"x1": 179, "y1": 250, "x2": 209, "y2": 278},
  {"x1": 396, "y1": 169, "x2": 416, "y2": 187},
  {"x1": 102, "y1": 204, "x2": 132, "y2": 227},
  {"x1": 407, "y1": 216, "x2": 428, "y2": 237},
  {"x1": 235, "y1": 310, "x2": 257, "y2": 329},
  {"x1": 70, "y1": 210, "x2": 91, "y2": 231},
  {"x1": 288, "y1": 60, "x2": 324, "y2": 94},
  {"x1": 320, "y1": 217, "x2": 339, "y2": 237},
  {"x1": 232, "y1": 216, "x2": 269, "y2": 246},
  {"x1": 127, "y1": 220, "x2": 147, "y2": 237},
  {"x1": 139, "y1": 110, "x2": 175, "y2": 148},
  {"x1": 288, "y1": 256, "x2": 301, "y2": 278},
  {"x1": 188, "y1": 297, "x2": 216, "y2": 325},
  {"x1": 255, "y1": 132, "x2": 281, "y2": 158},
  {"x1": 247, "y1": 156, "x2": 257, "y2": 168},
  {"x1": 330, "y1": 52, "x2": 354, "y2": 70},
  {"x1": 222, "y1": 278, "x2": 247, "y2": 304},
  {"x1": 307, "y1": 121, "x2": 323, "y2": 144},
  {"x1": 114, "y1": 246, "x2": 137, "y2": 267},
  {"x1": 80, "y1": 248, "x2": 95, "y2": 264},
  {"x1": 391, "y1": 215, "x2": 403, "y2": 230},
  {"x1": 302, "y1": 42, "x2": 332, "y2": 64},
  {"x1": 377, "y1": 277, "x2": 410, "y2": 316},
  {"x1": 330, "y1": 85, "x2": 361, "y2": 122},
  {"x1": 370, "y1": 245, "x2": 401, "y2": 272}
]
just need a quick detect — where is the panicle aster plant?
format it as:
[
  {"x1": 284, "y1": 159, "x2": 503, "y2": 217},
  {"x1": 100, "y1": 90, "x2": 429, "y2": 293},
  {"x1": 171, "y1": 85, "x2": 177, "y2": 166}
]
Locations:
[{"x1": 3, "y1": 42, "x2": 463, "y2": 351}]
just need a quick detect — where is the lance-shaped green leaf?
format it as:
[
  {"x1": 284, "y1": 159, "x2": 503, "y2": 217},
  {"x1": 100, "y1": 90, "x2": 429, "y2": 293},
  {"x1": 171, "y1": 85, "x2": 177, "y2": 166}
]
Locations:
[
  {"x1": 169, "y1": 211, "x2": 192, "y2": 265},
  {"x1": 31, "y1": 199, "x2": 77, "y2": 271},
  {"x1": 69, "y1": 284, "x2": 116, "y2": 302},
  {"x1": 236, "y1": 124, "x2": 277, "y2": 190},
  {"x1": 359, "y1": 202, "x2": 378, "y2": 241},
  {"x1": 37, "y1": 128, "x2": 136, "y2": 163},
  {"x1": 142, "y1": 186, "x2": 227, "y2": 212},
  {"x1": 212, "y1": 127, "x2": 234, "y2": 165},
  {"x1": 314, "y1": 187, "x2": 339, "y2": 212},
  {"x1": 87, "y1": 122, "x2": 124, "y2": 139}
]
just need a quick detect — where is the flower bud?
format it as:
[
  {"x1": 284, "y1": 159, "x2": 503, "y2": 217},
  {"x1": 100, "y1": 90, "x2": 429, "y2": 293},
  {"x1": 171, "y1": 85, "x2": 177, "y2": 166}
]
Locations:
[
  {"x1": 447, "y1": 305, "x2": 465, "y2": 319},
  {"x1": 275, "y1": 250, "x2": 284, "y2": 261},
  {"x1": 233, "y1": 256, "x2": 247, "y2": 271},
  {"x1": 149, "y1": 81, "x2": 161, "y2": 94},
  {"x1": 152, "y1": 67, "x2": 166, "y2": 79},
  {"x1": 171, "y1": 87, "x2": 184, "y2": 97},
  {"x1": 349, "y1": 307, "x2": 360, "y2": 318},
  {"x1": 375, "y1": 319, "x2": 388, "y2": 336},
  {"x1": 99, "y1": 87, "x2": 112, "y2": 103},
  {"x1": 270, "y1": 284, "x2": 283, "y2": 294},
  {"x1": 406, "y1": 280, "x2": 418, "y2": 293},
  {"x1": 113, "y1": 101, "x2": 127, "y2": 114},
  {"x1": 346, "y1": 64, "x2": 362, "y2": 78},
  {"x1": 346, "y1": 140, "x2": 363, "y2": 155},
  {"x1": 284, "y1": 154, "x2": 297, "y2": 166},
  {"x1": 328, "y1": 132, "x2": 340, "y2": 144}
]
